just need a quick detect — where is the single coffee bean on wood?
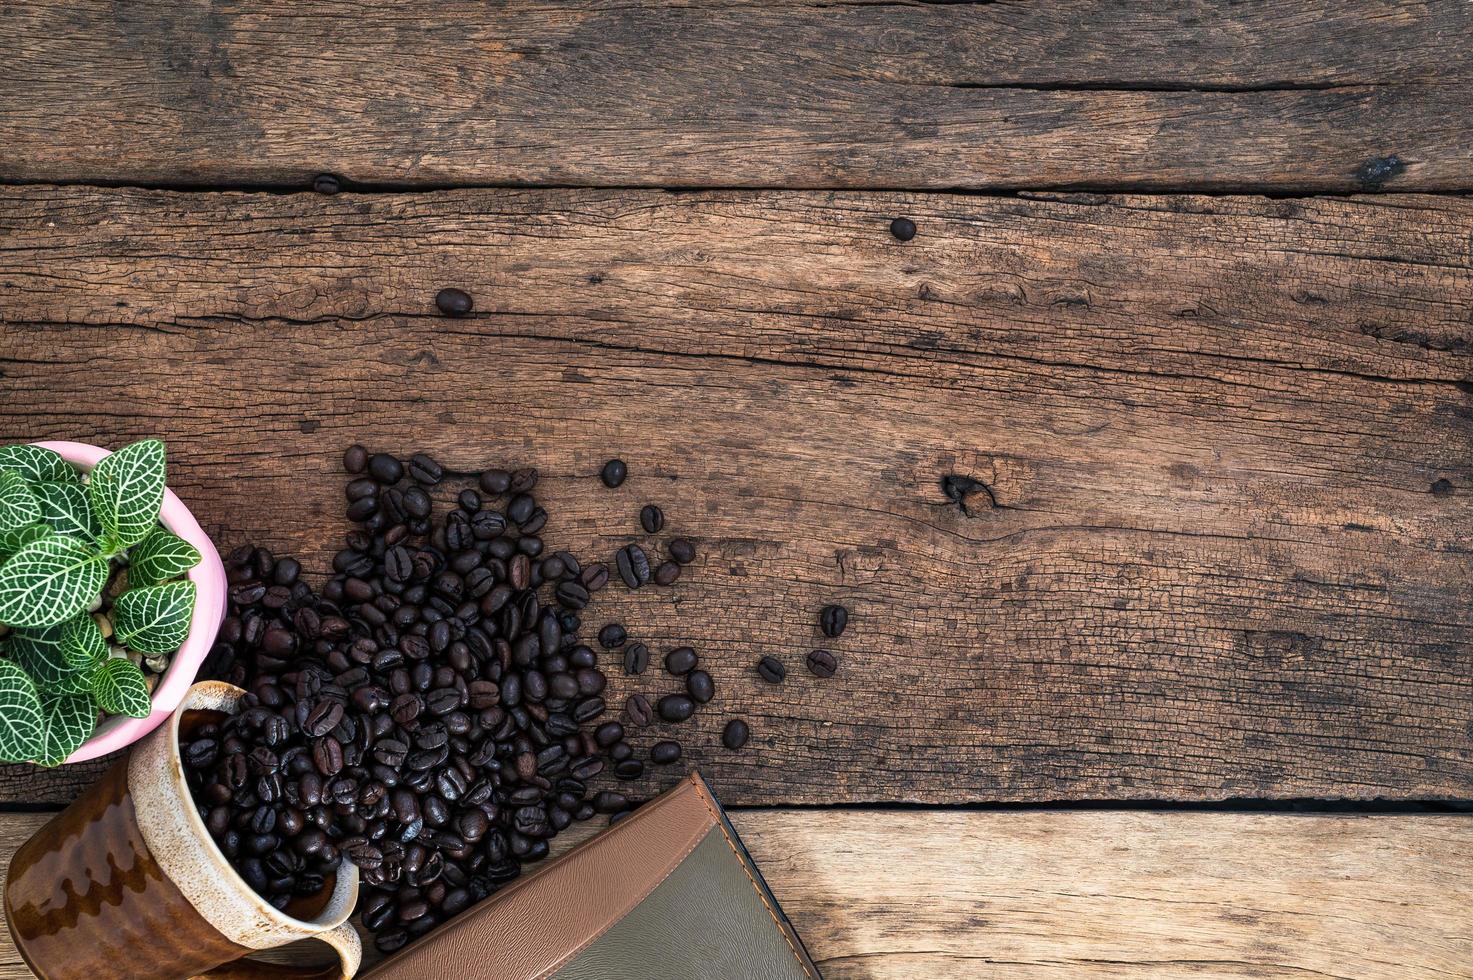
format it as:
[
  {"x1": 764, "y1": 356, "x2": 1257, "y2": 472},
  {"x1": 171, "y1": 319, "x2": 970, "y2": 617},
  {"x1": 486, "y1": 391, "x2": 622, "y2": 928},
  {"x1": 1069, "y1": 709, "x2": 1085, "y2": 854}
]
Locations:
[
  {"x1": 434, "y1": 287, "x2": 474, "y2": 317},
  {"x1": 600, "y1": 459, "x2": 627, "y2": 488},
  {"x1": 756, "y1": 656, "x2": 786, "y2": 684},
  {"x1": 368, "y1": 453, "x2": 404, "y2": 485},
  {"x1": 597, "y1": 624, "x2": 627, "y2": 649},
  {"x1": 665, "y1": 647, "x2": 697, "y2": 675},
  {"x1": 807, "y1": 649, "x2": 838, "y2": 678},
  {"x1": 657, "y1": 694, "x2": 695, "y2": 722},
  {"x1": 686, "y1": 670, "x2": 714, "y2": 703},
  {"x1": 819, "y1": 604, "x2": 849, "y2": 637},
  {"x1": 722, "y1": 719, "x2": 750, "y2": 750},
  {"x1": 625, "y1": 693, "x2": 654, "y2": 727},
  {"x1": 622, "y1": 642, "x2": 650, "y2": 675},
  {"x1": 650, "y1": 741, "x2": 682, "y2": 765},
  {"x1": 667, "y1": 539, "x2": 696, "y2": 564},
  {"x1": 889, "y1": 216, "x2": 917, "y2": 241},
  {"x1": 313, "y1": 174, "x2": 342, "y2": 195},
  {"x1": 639, "y1": 505, "x2": 664, "y2": 534},
  {"x1": 343, "y1": 445, "x2": 368, "y2": 474},
  {"x1": 654, "y1": 561, "x2": 680, "y2": 586}
]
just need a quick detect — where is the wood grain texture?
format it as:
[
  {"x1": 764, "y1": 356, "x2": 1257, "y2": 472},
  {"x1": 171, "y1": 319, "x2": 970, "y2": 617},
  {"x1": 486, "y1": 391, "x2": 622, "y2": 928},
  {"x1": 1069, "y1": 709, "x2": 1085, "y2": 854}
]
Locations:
[
  {"x1": 0, "y1": 186, "x2": 1471, "y2": 806},
  {"x1": 0, "y1": 1, "x2": 1470, "y2": 191},
  {"x1": 0, "y1": 808, "x2": 1470, "y2": 979}
]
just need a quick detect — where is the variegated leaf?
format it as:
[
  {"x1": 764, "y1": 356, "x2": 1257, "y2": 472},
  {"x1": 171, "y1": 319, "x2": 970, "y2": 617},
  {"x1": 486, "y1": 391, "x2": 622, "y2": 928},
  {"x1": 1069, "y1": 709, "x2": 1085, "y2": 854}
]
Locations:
[
  {"x1": 91, "y1": 657, "x2": 151, "y2": 718},
  {"x1": 0, "y1": 471, "x2": 40, "y2": 534},
  {"x1": 61, "y1": 613, "x2": 108, "y2": 673},
  {"x1": 0, "y1": 658, "x2": 45, "y2": 762},
  {"x1": 126, "y1": 525, "x2": 201, "y2": 586},
  {"x1": 0, "y1": 445, "x2": 76, "y2": 484},
  {"x1": 31, "y1": 481, "x2": 98, "y2": 540},
  {"x1": 87, "y1": 440, "x2": 166, "y2": 551},
  {"x1": 0, "y1": 536, "x2": 109, "y2": 629},
  {"x1": 38, "y1": 689, "x2": 97, "y2": 766},
  {"x1": 113, "y1": 580, "x2": 196, "y2": 655},
  {"x1": 9, "y1": 623, "x2": 88, "y2": 693}
]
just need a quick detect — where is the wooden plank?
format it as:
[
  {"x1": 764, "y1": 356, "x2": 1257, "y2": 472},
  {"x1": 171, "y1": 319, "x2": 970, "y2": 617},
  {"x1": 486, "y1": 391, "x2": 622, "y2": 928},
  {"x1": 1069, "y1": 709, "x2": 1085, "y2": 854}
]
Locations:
[
  {"x1": 0, "y1": 186, "x2": 1471, "y2": 806},
  {"x1": 0, "y1": 2, "x2": 1470, "y2": 192},
  {"x1": 0, "y1": 808, "x2": 1469, "y2": 978}
]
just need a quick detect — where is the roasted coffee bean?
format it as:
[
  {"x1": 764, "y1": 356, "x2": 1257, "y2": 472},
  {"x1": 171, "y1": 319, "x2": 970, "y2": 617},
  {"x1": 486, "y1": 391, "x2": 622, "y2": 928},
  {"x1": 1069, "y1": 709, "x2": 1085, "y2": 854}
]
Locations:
[
  {"x1": 599, "y1": 459, "x2": 627, "y2": 488},
  {"x1": 664, "y1": 647, "x2": 697, "y2": 675},
  {"x1": 593, "y1": 721, "x2": 624, "y2": 747},
  {"x1": 654, "y1": 561, "x2": 680, "y2": 586},
  {"x1": 408, "y1": 453, "x2": 444, "y2": 485},
  {"x1": 313, "y1": 174, "x2": 342, "y2": 195},
  {"x1": 650, "y1": 741, "x2": 682, "y2": 765},
  {"x1": 639, "y1": 505, "x2": 664, "y2": 534},
  {"x1": 344, "y1": 445, "x2": 368, "y2": 473},
  {"x1": 593, "y1": 790, "x2": 628, "y2": 814},
  {"x1": 819, "y1": 604, "x2": 848, "y2": 637},
  {"x1": 722, "y1": 719, "x2": 750, "y2": 750},
  {"x1": 622, "y1": 642, "x2": 649, "y2": 675},
  {"x1": 597, "y1": 623, "x2": 626, "y2": 649},
  {"x1": 657, "y1": 694, "x2": 695, "y2": 722},
  {"x1": 625, "y1": 694, "x2": 654, "y2": 728},
  {"x1": 368, "y1": 454, "x2": 404, "y2": 485},
  {"x1": 756, "y1": 656, "x2": 786, "y2": 684},
  {"x1": 435, "y1": 288, "x2": 474, "y2": 317},
  {"x1": 554, "y1": 580, "x2": 590, "y2": 610},
  {"x1": 686, "y1": 670, "x2": 714, "y2": 704},
  {"x1": 614, "y1": 759, "x2": 644, "y2": 780},
  {"x1": 479, "y1": 469, "x2": 511, "y2": 495},
  {"x1": 806, "y1": 649, "x2": 838, "y2": 678},
  {"x1": 667, "y1": 539, "x2": 695, "y2": 564},
  {"x1": 615, "y1": 548, "x2": 637, "y2": 589}
]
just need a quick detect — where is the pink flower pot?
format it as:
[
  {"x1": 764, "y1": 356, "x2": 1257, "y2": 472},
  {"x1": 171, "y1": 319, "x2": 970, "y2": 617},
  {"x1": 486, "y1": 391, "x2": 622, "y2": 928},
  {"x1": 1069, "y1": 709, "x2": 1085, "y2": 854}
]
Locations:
[{"x1": 32, "y1": 441, "x2": 227, "y2": 764}]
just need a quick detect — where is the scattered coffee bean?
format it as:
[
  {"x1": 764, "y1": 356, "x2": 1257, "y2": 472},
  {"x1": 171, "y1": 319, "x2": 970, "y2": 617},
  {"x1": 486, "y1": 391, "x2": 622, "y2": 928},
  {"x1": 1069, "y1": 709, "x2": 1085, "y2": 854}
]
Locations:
[
  {"x1": 889, "y1": 217, "x2": 917, "y2": 241},
  {"x1": 600, "y1": 459, "x2": 627, "y2": 488},
  {"x1": 479, "y1": 469, "x2": 511, "y2": 495},
  {"x1": 597, "y1": 624, "x2": 627, "y2": 649},
  {"x1": 407, "y1": 453, "x2": 444, "y2": 485},
  {"x1": 343, "y1": 445, "x2": 368, "y2": 474},
  {"x1": 665, "y1": 647, "x2": 697, "y2": 675},
  {"x1": 313, "y1": 174, "x2": 342, "y2": 195},
  {"x1": 650, "y1": 741, "x2": 682, "y2": 765},
  {"x1": 654, "y1": 562, "x2": 680, "y2": 586},
  {"x1": 819, "y1": 604, "x2": 848, "y2": 638},
  {"x1": 434, "y1": 288, "x2": 474, "y2": 318},
  {"x1": 368, "y1": 453, "x2": 404, "y2": 485},
  {"x1": 722, "y1": 719, "x2": 750, "y2": 750},
  {"x1": 639, "y1": 505, "x2": 664, "y2": 534},
  {"x1": 667, "y1": 539, "x2": 695, "y2": 564},
  {"x1": 625, "y1": 694, "x2": 654, "y2": 727},
  {"x1": 807, "y1": 650, "x2": 837, "y2": 678},
  {"x1": 686, "y1": 670, "x2": 714, "y2": 703},
  {"x1": 756, "y1": 656, "x2": 786, "y2": 684},
  {"x1": 657, "y1": 694, "x2": 695, "y2": 722},
  {"x1": 622, "y1": 642, "x2": 650, "y2": 675}
]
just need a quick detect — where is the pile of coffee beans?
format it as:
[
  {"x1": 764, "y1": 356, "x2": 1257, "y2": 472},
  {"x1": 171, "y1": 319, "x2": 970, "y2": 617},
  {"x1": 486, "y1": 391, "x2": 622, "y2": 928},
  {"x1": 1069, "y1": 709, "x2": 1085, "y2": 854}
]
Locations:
[{"x1": 187, "y1": 447, "x2": 851, "y2": 955}]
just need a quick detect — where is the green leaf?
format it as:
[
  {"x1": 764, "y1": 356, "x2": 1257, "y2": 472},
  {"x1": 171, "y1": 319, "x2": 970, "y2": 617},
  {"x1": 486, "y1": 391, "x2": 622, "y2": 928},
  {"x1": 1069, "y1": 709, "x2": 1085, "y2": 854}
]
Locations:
[
  {"x1": 126, "y1": 526, "x2": 201, "y2": 587},
  {"x1": 61, "y1": 613, "x2": 108, "y2": 673},
  {"x1": 112, "y1": 581, "x2": 195, "y2": 655},
  {"x1": 0, "y1": 536, "x2": 108, "y2": 629},
  {"x1": 87, "y1": 440, "x2": 166, "y2": 550},
  {"x1": 9, "y1": 624, "x2": 88, "y2": 693},
  {"x1": 0, "y1": 472, "x2": 41, "y2": 534},
  {"x1": 0, "y1": 658, "x2": 45, "y2": 762},
  {"x1": 0, "y1": 523, "x2": 51, "y2": 563},
  {"x1": 0, "y1": 445, "x2": 75, "y2": 485},
  {"x1": 37, "y1": 689, "x2": 97, "y2": 766},
  {"x1": 30, "y1": 481, "x2": 98, "y2": 540},
  {"x1": 90, "y1": 657, "x2": 151, "y2": 718}
]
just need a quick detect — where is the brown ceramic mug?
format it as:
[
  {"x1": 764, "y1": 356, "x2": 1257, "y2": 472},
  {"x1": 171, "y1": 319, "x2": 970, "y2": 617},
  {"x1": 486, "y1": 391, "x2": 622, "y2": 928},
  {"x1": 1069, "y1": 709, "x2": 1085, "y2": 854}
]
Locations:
[{"x1": 5, "y1": 681, "x2": 361, "y2": 980}]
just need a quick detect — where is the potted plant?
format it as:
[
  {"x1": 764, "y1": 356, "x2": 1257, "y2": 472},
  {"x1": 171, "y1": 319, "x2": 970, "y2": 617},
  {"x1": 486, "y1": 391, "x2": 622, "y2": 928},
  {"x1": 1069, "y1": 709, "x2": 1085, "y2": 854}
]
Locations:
[{"x1": 0, "y1": 440, "x2": 225, "y2": 765}]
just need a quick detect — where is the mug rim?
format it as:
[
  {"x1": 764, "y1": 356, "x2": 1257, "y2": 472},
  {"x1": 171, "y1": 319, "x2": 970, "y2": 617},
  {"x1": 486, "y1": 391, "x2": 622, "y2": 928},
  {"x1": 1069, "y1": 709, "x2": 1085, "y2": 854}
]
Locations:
[{"x1": 130, "y1": 680, "x2": 360, "y2": 946}]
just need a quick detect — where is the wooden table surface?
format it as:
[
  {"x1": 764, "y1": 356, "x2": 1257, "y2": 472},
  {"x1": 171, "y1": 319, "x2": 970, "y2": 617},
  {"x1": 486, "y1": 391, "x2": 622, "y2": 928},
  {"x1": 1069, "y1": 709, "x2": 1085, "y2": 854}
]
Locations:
[{"x1": 1, "y1": 2, "x2": 1470, "y2": 977}]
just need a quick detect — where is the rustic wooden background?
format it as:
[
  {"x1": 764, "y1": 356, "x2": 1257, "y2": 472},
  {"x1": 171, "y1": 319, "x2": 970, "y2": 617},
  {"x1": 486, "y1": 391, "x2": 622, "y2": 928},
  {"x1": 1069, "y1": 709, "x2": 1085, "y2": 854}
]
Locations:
[{"x1": 0, "y1": 1, "x2": 1470, "y2": 977}]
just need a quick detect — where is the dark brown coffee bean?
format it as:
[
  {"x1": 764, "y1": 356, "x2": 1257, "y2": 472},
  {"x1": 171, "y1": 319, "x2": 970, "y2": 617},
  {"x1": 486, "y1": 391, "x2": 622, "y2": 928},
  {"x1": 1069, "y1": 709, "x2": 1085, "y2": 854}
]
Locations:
[
  {"x1": 807, "y1": 649, "x2": 838, "y2": 678},
  {"x1": 819, "y1": 604, "x2": 848, "y2": 637},
  {"x1": 657, "y1": 694, "x2": 695, "y2": 722},
  {"x1": 614, "y1": 759, "x2": 644, "y2": 780},
  {"x1": 722, "y1": 719, "x2": 750, "y2": 750},
  {"x1": 667, "y1": 539, "x2": 695, "y2": 564},
  {"x1": 435, "y1": 288, "x2": 474, "y2": 317},
  {"x1": 580, "y1": 564, "x2": 608, "y2": 592},
  {"x1": 889, "y1": 216, "x2": 917, "y2": 241},
  {"x1": 312, "y1": 738, "x2": 344, "y2": 776},
  {"x1": 625, "y1": 694, "x2": 654, "y2": 728},
  {"x1": 407, "y1": 453, "x2": 444, "y2": 485},
  {"x1": 664, "y1": 647, "x2": 697, "y2": 675},
  {"x1": 599, "y1": 459, "x2": 627, "y2": 488},
  {"x1": 622, "y1": 642, "x2": 649, "y2": 675},
  {"x1": 686, "y1": 670, "x2": 714, "y2": 704},
  {"x1": 593, "y1": 790, "x2": 628, "y2": 814},
  {"x1": 626, "y1": 545, "x2": 650, "y2": 586},
  {"x1": 313, "y1": 174, "x2": 342, "y2": 195},
  {"x1": 479, "y1": 469, "x2": 511, "y2": 494},
  {"x1": 654, "y1": 561, "x2": 680, "y2": 586},
  {"x1": 343, "y1": 445, "x2": 368, "y2": 473},
  {"x1": 368, "y1": 454, "x2": 404, "y2": 485},
  {"x1": 304, "y1": 700, "x2": 345, "y2": 738},
  {"x1": 594, "y1": 721, "x2": 624, "y2": 747},
  {"x1": 639, "y1": 505, "x2": 664, "y2": 534},
  {"x1": 756, "y1": 656, "x2": 786, "y2": 684},
  {"x1": 597, "y1": 623, "x2": 626, "y2": 649},
  {"x1": 650, "y1": 741, "x2": 682, "y2": 765}
]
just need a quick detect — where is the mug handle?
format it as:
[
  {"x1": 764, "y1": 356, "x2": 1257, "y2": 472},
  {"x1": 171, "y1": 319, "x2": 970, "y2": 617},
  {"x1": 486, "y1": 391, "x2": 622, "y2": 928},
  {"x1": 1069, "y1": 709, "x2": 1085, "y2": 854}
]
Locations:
[{"x1": 194, "y1": 921, "x2": 363, "y2": 980}]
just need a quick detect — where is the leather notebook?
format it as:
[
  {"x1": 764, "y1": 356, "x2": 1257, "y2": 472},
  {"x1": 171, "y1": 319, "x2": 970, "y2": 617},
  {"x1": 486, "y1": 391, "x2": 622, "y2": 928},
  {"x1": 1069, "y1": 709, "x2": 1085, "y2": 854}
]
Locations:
[{"x1": 363, "y1": 771, "x2": 821, "y2": 979}]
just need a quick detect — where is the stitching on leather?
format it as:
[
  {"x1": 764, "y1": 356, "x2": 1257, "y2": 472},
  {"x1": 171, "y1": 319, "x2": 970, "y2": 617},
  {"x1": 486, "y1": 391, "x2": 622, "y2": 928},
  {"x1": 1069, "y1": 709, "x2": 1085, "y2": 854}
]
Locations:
[
  {"x1": 694, "y1": 784, "x2": 818, "y2": 980},
  {"x1": 533, "y1": 785, "x2": 709, "y2": 980}
]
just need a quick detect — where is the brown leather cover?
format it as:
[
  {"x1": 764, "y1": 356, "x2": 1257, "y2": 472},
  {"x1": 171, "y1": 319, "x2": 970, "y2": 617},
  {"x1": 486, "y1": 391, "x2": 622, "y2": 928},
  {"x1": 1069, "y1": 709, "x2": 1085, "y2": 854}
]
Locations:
[{"x1": 364, "y1": 772, "x2": 819, "y2": 979}]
